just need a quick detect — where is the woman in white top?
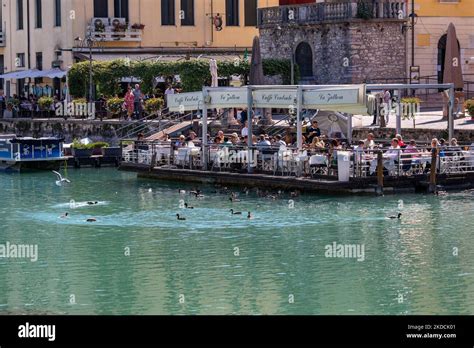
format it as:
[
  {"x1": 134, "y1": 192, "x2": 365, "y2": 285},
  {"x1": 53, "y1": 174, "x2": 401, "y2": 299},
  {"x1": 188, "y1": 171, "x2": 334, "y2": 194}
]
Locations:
[{"x1": 385, "y1": 138, "x2": 401, "y2": 161}]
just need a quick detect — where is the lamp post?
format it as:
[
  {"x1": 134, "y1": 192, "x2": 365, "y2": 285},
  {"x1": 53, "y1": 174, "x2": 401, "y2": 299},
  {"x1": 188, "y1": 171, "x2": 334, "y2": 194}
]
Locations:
[
  {"x1": 87, "y1": 35, "x2": 94, "y2": 103},
  {"x1": 75, "y1": 33, "x2": 97, "y2": 103}
]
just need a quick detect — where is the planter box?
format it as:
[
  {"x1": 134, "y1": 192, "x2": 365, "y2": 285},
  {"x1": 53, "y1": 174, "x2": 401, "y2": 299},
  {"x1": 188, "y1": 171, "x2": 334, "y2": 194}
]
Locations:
[
  {"x1": 103, "y1": 147, "x2": 122, "y2": 157},
  {"x1": 72, "y1": 148, "x2": 93, "y2": 158}
]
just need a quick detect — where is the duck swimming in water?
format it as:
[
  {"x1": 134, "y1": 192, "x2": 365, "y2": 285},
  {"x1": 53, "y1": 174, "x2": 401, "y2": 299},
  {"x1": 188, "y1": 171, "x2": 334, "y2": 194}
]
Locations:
[
  {"x1": 184, "y1": 203, "x2": 194, "y2": 209},
  {"x1": 388, "y1": 213, "x2": 402, "y2": 219},
  {"x1": 176, "y1": 214, "x2": 186, "y2": 220},
  {"x1": 230, "y1": 209, "x2": 242, "y2": 215},
  {"x1": 86, "y1": 218, "x2": 97, "y2": 222}
]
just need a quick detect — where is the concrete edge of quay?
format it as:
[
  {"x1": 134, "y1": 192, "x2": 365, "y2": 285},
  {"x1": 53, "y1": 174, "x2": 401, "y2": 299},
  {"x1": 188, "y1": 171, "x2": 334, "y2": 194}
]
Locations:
[{"x1": 119, "y1": 162, "x2": 474, "y2": 196}]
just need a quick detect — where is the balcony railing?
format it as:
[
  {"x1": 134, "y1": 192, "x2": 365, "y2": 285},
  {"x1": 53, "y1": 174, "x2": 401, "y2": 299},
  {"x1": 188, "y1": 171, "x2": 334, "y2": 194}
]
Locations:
[
  {"x1": 0, "y1": 31, "x2": 6, "y2": 47},
  {"x1": 88, "y1": 17, "x2": 142, "y2": 42},
  {"x1": 258, "y1": 0, "x2": 407, "y2": 27}
]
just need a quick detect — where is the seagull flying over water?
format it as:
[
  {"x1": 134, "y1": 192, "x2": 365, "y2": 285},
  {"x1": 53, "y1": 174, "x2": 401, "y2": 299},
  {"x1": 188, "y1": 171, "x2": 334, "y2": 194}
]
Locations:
[{"x1": 52, "y1": 171, "x2": 71, "y2": 186}]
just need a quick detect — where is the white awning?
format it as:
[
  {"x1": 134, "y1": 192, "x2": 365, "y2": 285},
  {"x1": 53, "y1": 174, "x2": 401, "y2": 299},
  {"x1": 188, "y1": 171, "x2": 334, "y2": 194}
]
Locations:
[
  {"x1": 30, "y1": 68, "x2": 68, "y2": 79},
  {"x1": 0, "y1": 68, "x2": 67, "y2": 79},
  {"x1": 0, "y1": 69, "x2": 40, "y2": 79}
]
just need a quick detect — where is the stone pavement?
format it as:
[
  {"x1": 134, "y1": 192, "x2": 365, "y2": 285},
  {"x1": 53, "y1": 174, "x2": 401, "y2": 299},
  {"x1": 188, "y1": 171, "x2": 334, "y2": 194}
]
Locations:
[{"x1": 353, "y1": 110, "x2": 474, "y2": 130}]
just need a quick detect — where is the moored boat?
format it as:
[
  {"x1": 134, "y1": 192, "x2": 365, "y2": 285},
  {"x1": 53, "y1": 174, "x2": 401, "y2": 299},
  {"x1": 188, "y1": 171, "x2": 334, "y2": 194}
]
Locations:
[{"x1": 0, "y1": 135, "x2": 66, "y2": 172}]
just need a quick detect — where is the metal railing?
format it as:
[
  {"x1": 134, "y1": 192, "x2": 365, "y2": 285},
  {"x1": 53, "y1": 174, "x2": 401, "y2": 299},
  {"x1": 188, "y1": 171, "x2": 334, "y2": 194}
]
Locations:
[
  {"x1": 88, "y1": 17, "x2": 142, "y2": 42},
  {"x1": 258, "y1": 0, "x2": 406, "y2": 27},
  {"x1": 122, "y1": 140, "x2": 474, "y2": 180},
  {"x1": 0, "y1": 31, "x2": 6, "y2": 47}
]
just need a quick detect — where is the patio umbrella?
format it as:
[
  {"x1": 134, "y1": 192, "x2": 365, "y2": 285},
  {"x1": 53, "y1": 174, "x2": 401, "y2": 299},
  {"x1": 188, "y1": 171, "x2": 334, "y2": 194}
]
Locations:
[
  {"x1": 209, "y1": 59, "x2": 218, "y2": 87},
  {"x1": 249, "y1": 36, "x2": 271, "y2": 125},
  {"x1": 442, "y1": 22, "x2": 464, "y2": 119},
  {"x1": 249, "y1": 36, "x2": 264, "y2": 85},
  {"x1": 443, "y1": 23, "x2": 463, "y2": 89}
]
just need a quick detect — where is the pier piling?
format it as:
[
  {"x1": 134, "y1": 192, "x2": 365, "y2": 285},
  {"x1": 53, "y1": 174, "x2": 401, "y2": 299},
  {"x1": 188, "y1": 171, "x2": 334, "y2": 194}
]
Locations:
[{"x1": 376, "y1": 151, "x2": 384, "y2": 196}]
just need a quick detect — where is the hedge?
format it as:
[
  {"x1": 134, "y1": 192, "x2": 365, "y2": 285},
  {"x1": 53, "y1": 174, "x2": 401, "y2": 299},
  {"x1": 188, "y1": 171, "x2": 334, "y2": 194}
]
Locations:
[{"x1": 68, "y1": 58, "x2": 299, "y2": 98}]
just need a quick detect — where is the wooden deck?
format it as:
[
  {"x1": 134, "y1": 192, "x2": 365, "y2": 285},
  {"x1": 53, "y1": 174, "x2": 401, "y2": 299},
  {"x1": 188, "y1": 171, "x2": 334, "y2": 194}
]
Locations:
[{"x1": 119, "y1": 162, "x2": 474, "y2": 195}]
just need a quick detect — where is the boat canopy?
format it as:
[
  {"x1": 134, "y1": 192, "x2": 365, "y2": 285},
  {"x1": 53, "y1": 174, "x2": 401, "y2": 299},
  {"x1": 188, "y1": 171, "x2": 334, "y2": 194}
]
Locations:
[{"x1": 9, "y1": 137, "x2": 65, "y2": 145}]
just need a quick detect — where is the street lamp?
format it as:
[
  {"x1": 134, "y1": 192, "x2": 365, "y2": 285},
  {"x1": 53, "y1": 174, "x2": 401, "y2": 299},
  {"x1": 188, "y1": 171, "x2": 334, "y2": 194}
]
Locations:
[{"x1": 75, "y1": 33, "x2": 98, "y2": 103}]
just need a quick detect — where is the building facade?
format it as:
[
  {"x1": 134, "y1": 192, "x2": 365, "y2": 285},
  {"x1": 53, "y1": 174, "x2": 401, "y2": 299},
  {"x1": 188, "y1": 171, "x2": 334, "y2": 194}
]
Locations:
[
  {"x1": 408, "y1": 0, "x2": 474, "y2": 87},
  {"x1": 258, "y1": 0, "x2": 408, "y2": 84},
  {"x1": 1, "y1": 0, "x2": 279, "y2": 97}
]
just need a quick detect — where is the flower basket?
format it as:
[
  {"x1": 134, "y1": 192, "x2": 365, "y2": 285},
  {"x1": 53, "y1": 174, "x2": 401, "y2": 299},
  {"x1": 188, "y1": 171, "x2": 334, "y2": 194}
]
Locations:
[
  {"x1": 401, "y1": 97, "x2": 422, "y2": 128},
  {"x1": 38, "y1": 96, "x2": 54, "y2": 111},
  {"x1": 131, "y1": 23, "x2": 145, "y2": 30},
  {"x1": 144, "y1": 97, "x2": 164, "y2": 117},
  {"x1": 106, "y1": 97, "x2": 124, "y2": 119}
]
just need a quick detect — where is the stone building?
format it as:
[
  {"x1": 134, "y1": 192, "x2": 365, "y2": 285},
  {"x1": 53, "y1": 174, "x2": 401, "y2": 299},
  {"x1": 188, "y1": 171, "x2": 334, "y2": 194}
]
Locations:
[
  {"x1": 258, "y1": 0, "x2": 408, "y2": 84},
  {"x1": 0, "y1": 0, "x2": 280, "y2": 98}
]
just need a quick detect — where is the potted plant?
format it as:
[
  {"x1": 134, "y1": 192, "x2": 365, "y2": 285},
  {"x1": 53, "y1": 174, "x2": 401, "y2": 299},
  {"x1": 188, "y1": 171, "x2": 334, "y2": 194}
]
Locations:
[
  {"x1": 38, "y1": 96, "x2": 55, "y2": 115},
  {"x1": 71, "y1": 140, "x2": 110, "y2": 157},
  {"x1": 401, "y1": 97, "x2": 422, "y2": 128},
  {"x1": 90, "y1": 141, "x2": 109, "y2": 156},
  {"x1": 71, "y1": 139, "x2": 93, "y2": 158},
  {"x1": 106, "y1": 97, "x2": 124, "y2": 119},
  {"x1": 144, "y1": 97, "x2": 164, "y2": 117},
  {"x1": 131, "y1": 23, "x2": 145, "y2": 30},
  {"x1": 465, "y1": 99, "x2": 474, "y2": 120},
  {"x1": 94, "y1": 19, "x2": 105, "y2": 32}
]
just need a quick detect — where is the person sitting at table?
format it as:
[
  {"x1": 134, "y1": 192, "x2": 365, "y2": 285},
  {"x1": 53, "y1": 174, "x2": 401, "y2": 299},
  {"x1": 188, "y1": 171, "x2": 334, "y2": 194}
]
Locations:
[
  {"x1": 161, "y1": 133, "x2": 172, "y2": 142},
  {"x1": 257, "y1": 134, "x2": 271, "y2": 150},
  {"x1": 306, "y1": 120, "x2": 321, "y2": 143},
  {"x1": 241, "y1": 121, "x2": 249, "y2": 138},
  {"x1": 328, "y1": 139, "x2": 342, "y2": 173},
  {"x1": 185, "y1": 136, "x2": 195, "y2": 148},
  {"x1": 217, "y1": 130, "x2": 225, "y2": 143},
  {"x1": 284, "y1": 129, "x2": 294, "y2": 146},
  {"x1": 448, "y1": 138, "x2": 462, "y2": 156},
  {"x1": 274, "y1": 134, "x2": 287, "y2": 149},
  {"x1": 401, "y1": 140, "x2": 419, "y2": 172},
  {"x1": 306, "y1": 136, "x2": 325, "y2": 151},
  {"x1": 230, "y1": 133, "x2": 240, "y2": 146},
  {"x1": 364, "y1": 133, "x2": 376, "y2": 149},
  {"x1": 404, "y1": 139, "x2": 418, "y2": 154},
  {"x1": 354, "y1": 140, "x2": 366, "y2": 163},
  {"x1": 385, "y1": 138, "x2": 401, "y2": 161},
  {"x1": 175, "y1": 135, "x2": 186, "y2": 148},
  {"x1": 396, "y1": 134, "x2": 406, "y2": 148}
]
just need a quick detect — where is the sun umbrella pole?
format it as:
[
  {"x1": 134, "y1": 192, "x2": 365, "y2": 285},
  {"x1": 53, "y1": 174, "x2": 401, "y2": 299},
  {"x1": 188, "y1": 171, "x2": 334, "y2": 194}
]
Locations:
[
  {"x1": 247, "y1": 86, "x2": 254, "y2": 174},
  {"x1": 202, "y1": 89, "x2": 208, "y2": 170},
  {"x1": 449, "y1": 84, "x2": 454, "y2": 141},
  {"x1": 296, "y1": 86, "x2": 303, "y2": 152}
]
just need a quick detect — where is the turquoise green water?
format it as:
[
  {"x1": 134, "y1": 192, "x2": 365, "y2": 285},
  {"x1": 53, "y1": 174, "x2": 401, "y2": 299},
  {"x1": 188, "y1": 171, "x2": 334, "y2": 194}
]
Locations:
[{"x1": 1, "y1": 168, "x2": 474, "y2": 315}]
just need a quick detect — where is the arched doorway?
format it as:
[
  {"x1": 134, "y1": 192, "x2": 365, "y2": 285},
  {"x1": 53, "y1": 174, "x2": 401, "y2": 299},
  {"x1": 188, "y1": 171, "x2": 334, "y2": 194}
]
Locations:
[
  {"x1": 295, "y1": 42, "x2": 313, "y2": 78},
  {"x1": 437, "y1": 34, "x2": 460, "y2": 84}
]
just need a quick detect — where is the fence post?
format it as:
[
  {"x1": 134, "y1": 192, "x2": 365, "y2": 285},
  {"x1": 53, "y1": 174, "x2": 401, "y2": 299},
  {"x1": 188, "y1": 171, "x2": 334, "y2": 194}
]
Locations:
[
  {"x1": 429, "y1": 148, "x2": 438, "y2": 193},
  {"x1": 376, "y1": 150, "x2": 384, "y2": 195}
]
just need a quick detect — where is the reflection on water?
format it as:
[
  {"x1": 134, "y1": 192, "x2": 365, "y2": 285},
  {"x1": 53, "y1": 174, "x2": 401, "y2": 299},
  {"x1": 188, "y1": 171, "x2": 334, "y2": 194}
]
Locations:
[{"x1": 1, "y1": 168, "x2": 474, "y2": 315}]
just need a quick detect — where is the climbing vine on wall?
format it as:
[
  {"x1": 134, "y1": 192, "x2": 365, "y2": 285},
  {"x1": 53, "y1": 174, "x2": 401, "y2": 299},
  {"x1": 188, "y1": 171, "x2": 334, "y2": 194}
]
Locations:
[{"x1": 68, "y1": 58, "x2": 299, "y2": 98}]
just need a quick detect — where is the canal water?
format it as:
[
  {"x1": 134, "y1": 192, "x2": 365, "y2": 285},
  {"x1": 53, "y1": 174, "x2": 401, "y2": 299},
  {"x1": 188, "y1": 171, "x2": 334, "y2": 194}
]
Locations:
[{"x1": 1, "y1": 168, "x2": 474, "y2": 315}]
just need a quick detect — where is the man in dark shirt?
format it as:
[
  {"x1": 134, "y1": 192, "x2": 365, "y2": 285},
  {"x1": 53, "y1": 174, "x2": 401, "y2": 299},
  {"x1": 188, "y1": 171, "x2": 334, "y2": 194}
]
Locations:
[
  {"x1": 306, "y1": 120, "x2": 321, "y2": 143},
  {"x1": 133, "y1": 84, "x2": 143, "y2": 119}
]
